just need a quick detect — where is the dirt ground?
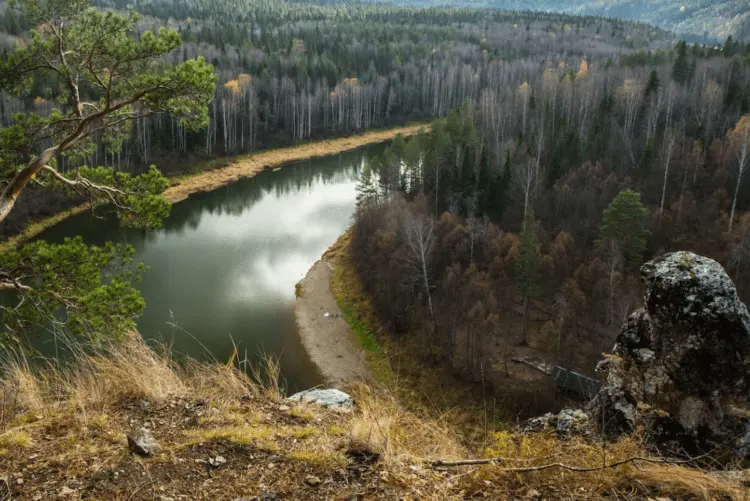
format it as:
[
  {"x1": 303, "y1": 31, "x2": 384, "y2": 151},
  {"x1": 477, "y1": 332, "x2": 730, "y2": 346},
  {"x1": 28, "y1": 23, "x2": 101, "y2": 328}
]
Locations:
[{"x1": 295, "y1": 260, "x2": 372, "y2": 388}]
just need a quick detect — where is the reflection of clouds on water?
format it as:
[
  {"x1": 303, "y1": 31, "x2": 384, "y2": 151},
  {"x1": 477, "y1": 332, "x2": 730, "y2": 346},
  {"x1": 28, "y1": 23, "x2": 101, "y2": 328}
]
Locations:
[
  {"x1": 218, "y1": 179, "x2": 357, "y2": 303},
  {"x1": 35, "y1": 143, "x2": 386, "y2": 390},
  {"x1": 231, "y1": 251, "x2": 310, "y2": 302},
  {"x1": 198, "y1": 179, "x2": 358, "y2": 243}
]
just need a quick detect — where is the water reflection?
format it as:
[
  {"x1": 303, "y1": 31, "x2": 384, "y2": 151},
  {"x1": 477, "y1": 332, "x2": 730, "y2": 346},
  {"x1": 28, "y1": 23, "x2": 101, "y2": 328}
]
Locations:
[{"x1": 36, "y1": 146, "x2": 378, "y2": 391}]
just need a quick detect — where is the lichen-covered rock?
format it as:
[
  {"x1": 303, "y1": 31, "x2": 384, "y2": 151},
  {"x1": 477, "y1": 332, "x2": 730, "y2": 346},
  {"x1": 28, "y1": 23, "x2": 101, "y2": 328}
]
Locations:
[
  {"x1": 522, "y1": 409, "x2": 590, "y2": 437},
  {"x1": 287, "y1": 388, "x2": 354, "y2": 411},
  {"x1": 127, "y1": 427, "x2": 160, "y2": 457},
  {"x1": 589, "y1": 252, "x2": 750, "y2": 457}
]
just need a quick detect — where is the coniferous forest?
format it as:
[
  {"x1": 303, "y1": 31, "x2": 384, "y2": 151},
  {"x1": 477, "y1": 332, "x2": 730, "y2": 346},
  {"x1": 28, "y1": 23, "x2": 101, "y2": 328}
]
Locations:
[{"x1": 0, "y1": 0, "x2": 683, "y2": 235}]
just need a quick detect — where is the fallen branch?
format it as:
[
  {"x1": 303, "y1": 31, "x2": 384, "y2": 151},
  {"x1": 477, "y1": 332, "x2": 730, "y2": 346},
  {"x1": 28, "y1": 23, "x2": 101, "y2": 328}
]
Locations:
[{"x1": 431, "y1": 452, "x2": 711, "y2": 471}]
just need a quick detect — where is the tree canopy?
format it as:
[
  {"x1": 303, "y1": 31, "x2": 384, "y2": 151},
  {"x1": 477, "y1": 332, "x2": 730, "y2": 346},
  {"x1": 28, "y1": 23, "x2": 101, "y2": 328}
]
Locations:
[
  {"x1": 0, "y1": 0, "x2": 216, "y2": 344},
  {"x1": 598, "y1": 190, "x2": 650, "y2": 270}
]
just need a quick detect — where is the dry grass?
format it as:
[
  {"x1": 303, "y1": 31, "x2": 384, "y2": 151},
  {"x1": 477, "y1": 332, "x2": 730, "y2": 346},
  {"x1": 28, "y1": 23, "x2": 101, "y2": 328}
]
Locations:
[
  {"x1": 634, "y1": 464, "x2": 750, "y2": 500},
  {"x1": 0, "y1": 335, "x2": 746, "y2": 500},
  {"x1": 0, "y1": 204, "x2": 88, "y2": 253},
  {"x1": 349, "y1": 384, "x2": 466, "y2": 467}
]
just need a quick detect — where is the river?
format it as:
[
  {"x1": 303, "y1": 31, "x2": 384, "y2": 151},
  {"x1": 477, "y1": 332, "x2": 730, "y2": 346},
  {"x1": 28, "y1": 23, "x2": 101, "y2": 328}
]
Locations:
[{"x1": 34, "y1": 145, "x2": 382, "y2": 392}]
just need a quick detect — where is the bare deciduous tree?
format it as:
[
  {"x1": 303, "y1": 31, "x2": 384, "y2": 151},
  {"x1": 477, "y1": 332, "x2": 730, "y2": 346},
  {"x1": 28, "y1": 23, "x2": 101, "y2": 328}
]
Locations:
[{"x1": 403, "y1": 212, "x2": 436, "y2": 319}]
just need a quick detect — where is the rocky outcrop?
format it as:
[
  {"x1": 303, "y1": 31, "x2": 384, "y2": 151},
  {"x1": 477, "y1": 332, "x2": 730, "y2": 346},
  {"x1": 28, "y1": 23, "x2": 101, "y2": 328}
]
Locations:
[{"x1": 589, "y1": 251, "x2": 750, "y2": 458}]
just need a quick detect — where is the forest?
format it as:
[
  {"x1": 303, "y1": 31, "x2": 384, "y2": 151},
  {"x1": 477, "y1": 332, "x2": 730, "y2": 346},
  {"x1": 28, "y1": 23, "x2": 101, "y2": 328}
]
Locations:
[
  {"x1": 1, "y1": 0, "x2": 750, "y2": 409},
  {"x1": 349, "y1": 38, "x2": 750, "y2": 400},
  {"x1": 0, "y1": 0, "x2": 676, "y2": 237}
]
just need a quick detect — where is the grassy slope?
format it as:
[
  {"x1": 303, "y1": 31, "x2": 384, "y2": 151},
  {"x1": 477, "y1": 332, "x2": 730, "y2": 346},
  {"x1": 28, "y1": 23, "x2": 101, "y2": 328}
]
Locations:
[
  {"x1": 0, "y1": 337, "x2": 742, "y2": 499},
  {"x1": 0, "y1": 124, "x2": 428, "y2": 253}
]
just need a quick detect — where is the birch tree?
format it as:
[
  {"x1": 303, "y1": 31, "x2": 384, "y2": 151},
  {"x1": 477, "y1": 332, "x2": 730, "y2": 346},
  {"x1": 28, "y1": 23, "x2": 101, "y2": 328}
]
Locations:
[
  {"x1": 728, "y1": 115, "x2": 750, "y2": 232},
  {"x1": 403, "y1": 212, "x2": 435, "y2": 320}
]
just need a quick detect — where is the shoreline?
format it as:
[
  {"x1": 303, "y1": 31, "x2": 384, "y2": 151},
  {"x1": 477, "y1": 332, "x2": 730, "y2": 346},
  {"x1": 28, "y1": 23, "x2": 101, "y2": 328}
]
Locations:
[
  {"x1": 294, "y1": 259, "x2": 372, "y2": 388},
  {"x1": 0, "y1": 124, "x2": 427, "y2": 251},
  {"x1": 163, "y1": 124, "x2": 427, "y2": 204}
]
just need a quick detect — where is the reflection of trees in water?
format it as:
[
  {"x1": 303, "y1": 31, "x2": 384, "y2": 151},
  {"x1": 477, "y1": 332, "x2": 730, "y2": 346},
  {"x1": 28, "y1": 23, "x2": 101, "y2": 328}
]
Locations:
[
  {"x1": 161, "y1": 147, "x2": 371, "y2": 235},
  {"x1": 36, "y1": 144, "x2": 382, "y2": 247}
]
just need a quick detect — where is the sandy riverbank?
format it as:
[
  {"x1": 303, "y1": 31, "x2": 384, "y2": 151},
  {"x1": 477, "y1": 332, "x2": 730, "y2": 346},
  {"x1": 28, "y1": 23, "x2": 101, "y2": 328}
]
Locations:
[
  {"x1": 295, "y1": 260, "x2": 371, "y2": 388},
  {"x1": 0, "y1": 124, "x2": 427, "y2": 251}
]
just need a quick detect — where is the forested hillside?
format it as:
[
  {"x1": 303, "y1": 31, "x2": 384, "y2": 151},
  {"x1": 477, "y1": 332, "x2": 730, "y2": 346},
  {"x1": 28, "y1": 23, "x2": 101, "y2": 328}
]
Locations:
[
  {"x1": 309, "y1": 0, "x2": 750, "y2": 43},
  {"x1": 349, "y1": 37, "x2": 750, "y2": 404},
  {"x1": 0, "y1": 0, "x2": 672, "y2": 236}
]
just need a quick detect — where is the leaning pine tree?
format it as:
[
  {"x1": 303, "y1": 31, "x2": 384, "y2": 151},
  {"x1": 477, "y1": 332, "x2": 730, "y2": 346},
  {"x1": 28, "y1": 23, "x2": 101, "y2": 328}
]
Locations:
[{"x1": 0, "y1": 0, "x2": 216, "y2": 344}]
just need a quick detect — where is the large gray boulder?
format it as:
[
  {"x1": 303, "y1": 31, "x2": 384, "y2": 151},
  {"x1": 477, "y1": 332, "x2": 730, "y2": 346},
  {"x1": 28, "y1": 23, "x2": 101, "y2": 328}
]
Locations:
[{"x1": 589, "y1": 251, "x2": 750, "y2": 457}]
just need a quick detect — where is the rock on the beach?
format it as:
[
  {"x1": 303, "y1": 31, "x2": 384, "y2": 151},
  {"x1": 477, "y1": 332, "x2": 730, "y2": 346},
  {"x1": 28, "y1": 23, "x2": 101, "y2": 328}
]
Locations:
[
  {"x1": 127, "y1": 427, "x2": 160, "y2": 456},
  {"x1": 589, "y1": 251, "x2": 750, "y2": 457},
  {"x1": 287, "y1": 388, "x2": 354, "y2": 410}
]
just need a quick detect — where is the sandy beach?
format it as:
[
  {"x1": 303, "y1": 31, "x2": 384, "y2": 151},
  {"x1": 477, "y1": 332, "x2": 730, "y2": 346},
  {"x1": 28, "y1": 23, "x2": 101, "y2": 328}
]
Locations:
[{"x1": 295, "y1": 260, "x2": 371, "y2": 388}]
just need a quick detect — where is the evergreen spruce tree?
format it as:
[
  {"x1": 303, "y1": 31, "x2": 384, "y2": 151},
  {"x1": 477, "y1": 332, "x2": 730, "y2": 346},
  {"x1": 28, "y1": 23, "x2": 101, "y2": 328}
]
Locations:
[
  {"x1": 514, "y1": 211, "x2": 541, "y2": 345},
  {"x1": 598, "y1": 190, "x2": 650, "y2": 270}
]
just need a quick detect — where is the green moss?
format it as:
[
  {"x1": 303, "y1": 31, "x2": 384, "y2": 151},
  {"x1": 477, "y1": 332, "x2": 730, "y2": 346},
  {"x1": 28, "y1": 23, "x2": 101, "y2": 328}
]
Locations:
[
  {"x1": 676, "y1": 252, "x2": 693, "y2": 271},
  {"x1": 329, "y1": 234, "x2": 395, "y2": 385}
]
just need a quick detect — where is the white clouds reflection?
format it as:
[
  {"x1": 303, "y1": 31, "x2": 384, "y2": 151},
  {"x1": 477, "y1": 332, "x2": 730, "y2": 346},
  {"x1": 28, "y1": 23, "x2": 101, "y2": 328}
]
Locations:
[{"x1": 143, "y1": 174, "x2": 358, "y2": 312}]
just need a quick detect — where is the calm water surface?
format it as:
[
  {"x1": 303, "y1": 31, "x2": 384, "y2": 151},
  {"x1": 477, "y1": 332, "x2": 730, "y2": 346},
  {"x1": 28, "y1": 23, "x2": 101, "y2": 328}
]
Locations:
[{"x1": 36, "y1": 145, "x2": 381, "y2": 391}]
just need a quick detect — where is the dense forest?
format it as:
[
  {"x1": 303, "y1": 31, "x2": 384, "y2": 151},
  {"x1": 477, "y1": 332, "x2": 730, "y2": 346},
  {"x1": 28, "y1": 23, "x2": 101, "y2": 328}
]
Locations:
[
  {"x1": 315, "y1": 0, "x2": 750, "y2": 44},
  {"x1": 0, "y1": 0, "x2": 676, "y2": 236},
  {"x1": 349, "y1": 38, "x2": 750, "y2": 397}
]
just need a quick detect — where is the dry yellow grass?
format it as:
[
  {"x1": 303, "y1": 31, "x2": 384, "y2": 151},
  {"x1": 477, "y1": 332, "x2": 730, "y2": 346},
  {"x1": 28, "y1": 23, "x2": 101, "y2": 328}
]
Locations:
[
  {"x1": 0, "y1": 335, "x2": 746, "y2": 500},
  {"x1": 0, "y1": 204, "x2": 88, "y2": 253}
]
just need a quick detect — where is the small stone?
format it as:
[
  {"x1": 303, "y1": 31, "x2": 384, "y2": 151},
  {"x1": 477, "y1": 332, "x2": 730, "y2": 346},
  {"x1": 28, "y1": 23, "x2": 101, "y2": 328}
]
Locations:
[
  {"x1": 278, "y1": 405, "x2": 290, "y2": 412},
  {"x1": 304, "y1": 475, "x2": 321, "y2": 487},
  {"x1": 525, "y1": 489, "x2": 541, "y2": 499},
  {"x1": 127, "y1": 427, "x2": 160, "y2": 457},
  {"x1": 59, "y1": 486, "x2": 76, "y2": 497},
  {"x1": 16, "y1": 478, "x2": 23, "y2": 485},
  {"x1": 209, "y1": 455, "x2": 226, "y2": 467}
]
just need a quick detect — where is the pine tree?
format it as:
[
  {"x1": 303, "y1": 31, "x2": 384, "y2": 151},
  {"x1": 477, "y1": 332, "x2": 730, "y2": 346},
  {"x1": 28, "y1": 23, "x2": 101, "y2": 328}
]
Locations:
[
  {"x1": 598, "y1": 190, "x2": 650, "y2": 270},
  {"x1": 672, "y1": 41, "x2": 691, "y2": 85},
  {"x1": 645, "y1": 69, "x2": 660, "y2": 98},
  {"x1": 0, "y1": 0, "x2": 215, "y2": 342},
  {"x1": 597, "y1": 190, "x2": 649, "y2": 325},
  {"x1": 355, "y1": 163, "x2": 379, "y2": 209},
  {"x1": 514, "y1": 211, "x2": 541, "y2": 345}
]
